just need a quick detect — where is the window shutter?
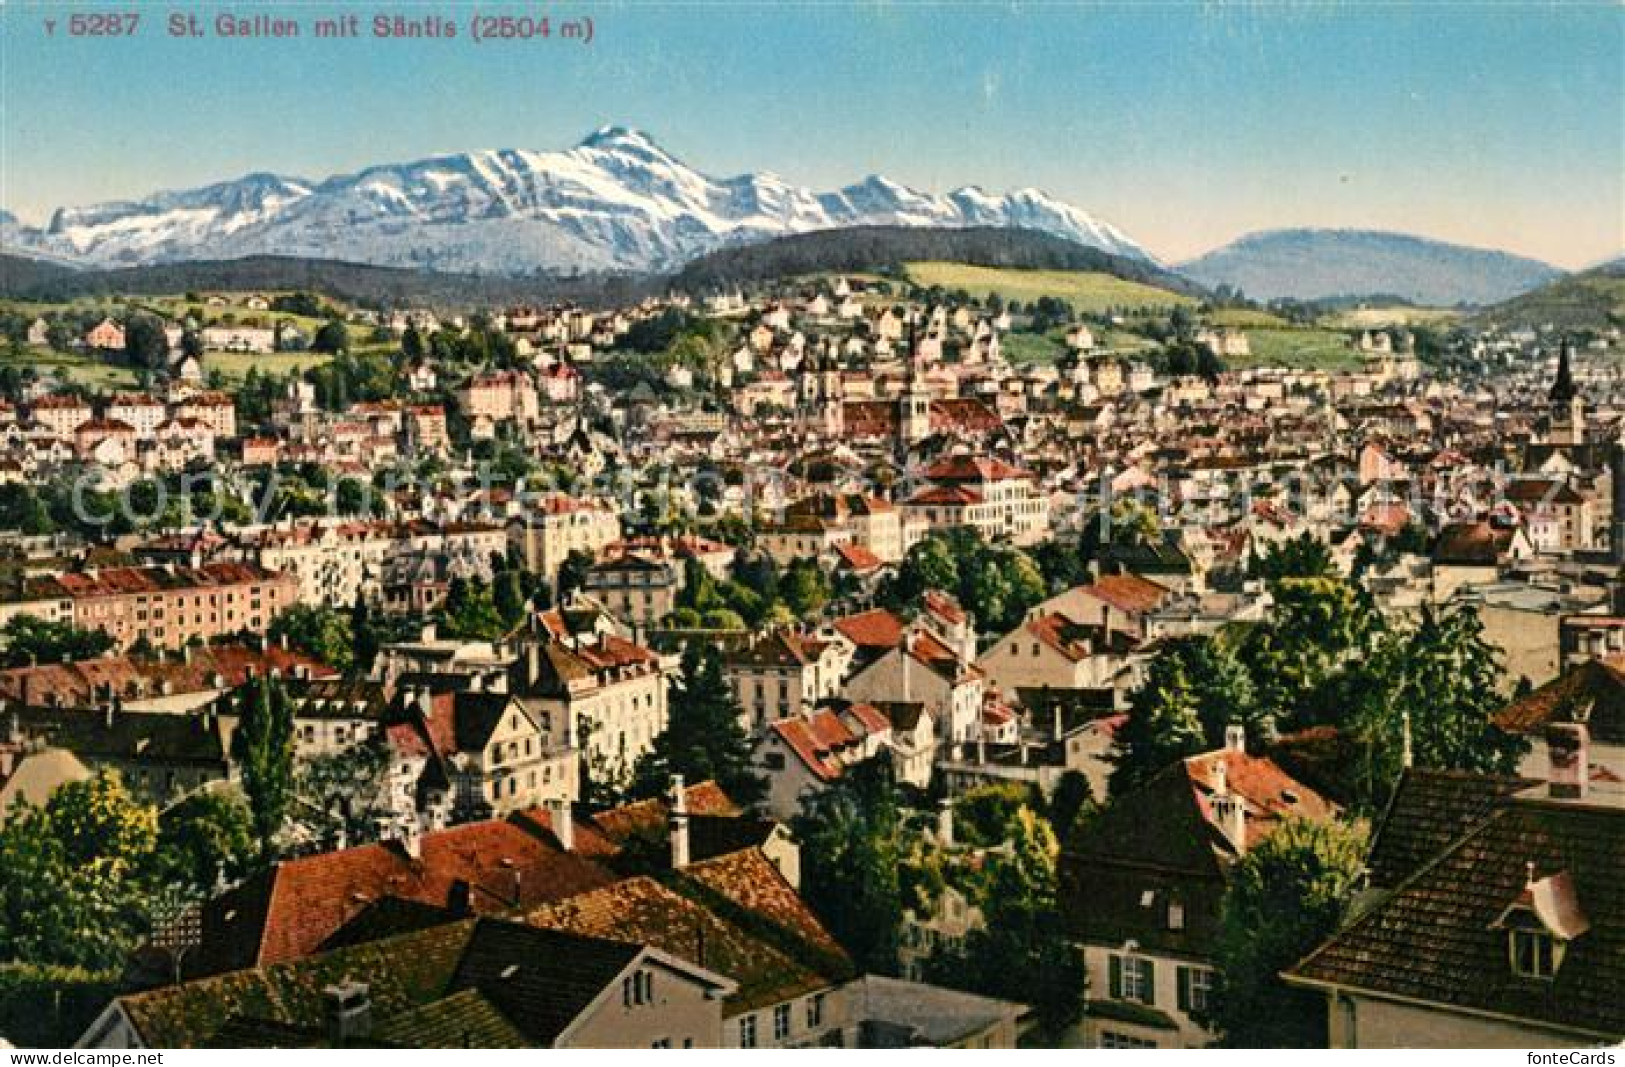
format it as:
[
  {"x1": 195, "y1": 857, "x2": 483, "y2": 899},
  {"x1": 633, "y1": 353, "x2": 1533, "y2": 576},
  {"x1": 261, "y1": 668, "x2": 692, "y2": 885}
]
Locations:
[
  {"x1": 1141, "y1": 959, "x2": 1156, "y2": 1005},
  {"x1": 1177, "y1": 967, "x2": 1190, "y2": 1013},
  {"x1": 1109, "y1": 955, "x2": 1123, "y2": 999}
]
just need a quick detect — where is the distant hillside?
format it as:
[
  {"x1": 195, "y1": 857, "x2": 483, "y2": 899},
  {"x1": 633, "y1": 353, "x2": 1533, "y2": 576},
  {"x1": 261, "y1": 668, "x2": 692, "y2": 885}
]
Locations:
[
  {"x1": 673, "y1": 225, "x2": 1202, "y2": 297},
  {"x1": 1473, "y1": 262, "x2": 1625, "y2": 331},
  {"x1": 1180, "y1": 228, "x2": 1561, "y2": 305},
  {"x1": 0, "y1": 253, "x2": 651, "y2": 309},
  {"x1": 0, "y1": 253, "x2": 81, "y2": 294},
  {"x1": 902, "y1": 261, "x2": 1194, "y2": 314}
]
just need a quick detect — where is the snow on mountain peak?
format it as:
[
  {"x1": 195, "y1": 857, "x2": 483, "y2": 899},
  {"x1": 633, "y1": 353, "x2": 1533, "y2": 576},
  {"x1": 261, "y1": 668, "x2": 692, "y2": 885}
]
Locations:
[{"x1": 4, "y1": 129, "x2": 1154, "y2": 274}]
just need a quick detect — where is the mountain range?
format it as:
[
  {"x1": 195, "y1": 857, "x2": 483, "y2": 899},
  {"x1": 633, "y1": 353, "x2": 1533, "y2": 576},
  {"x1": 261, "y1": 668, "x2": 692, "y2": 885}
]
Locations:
[
  {"x1": 0, "y1": 127, "x2": 1151, "y2": 276},
  {"x1": 1, "y1": 130, "x2": 1586, "y2": 306},
  {"x1": 1179, "y1": 229, "x2": 1562, "y2": 306}
]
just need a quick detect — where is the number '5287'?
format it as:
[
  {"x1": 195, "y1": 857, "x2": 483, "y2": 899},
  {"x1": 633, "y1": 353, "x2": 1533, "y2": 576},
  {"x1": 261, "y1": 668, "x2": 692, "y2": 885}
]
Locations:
[{"x1": 69, "y1": 13, "x2": 142, "y2": 35}]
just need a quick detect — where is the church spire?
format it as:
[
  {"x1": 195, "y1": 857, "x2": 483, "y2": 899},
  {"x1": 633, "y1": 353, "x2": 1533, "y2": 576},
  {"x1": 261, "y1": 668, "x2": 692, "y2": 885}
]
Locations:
[{"x1": 1550, "y1": 337, "x2": 1577, "y2": 403}]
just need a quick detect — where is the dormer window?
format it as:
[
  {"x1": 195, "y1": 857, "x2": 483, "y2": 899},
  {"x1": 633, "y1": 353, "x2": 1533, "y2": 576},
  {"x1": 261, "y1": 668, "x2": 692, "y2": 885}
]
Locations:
[
  {"x1": 1493, "y1": 865, "x2": 1589, "y2": 981},
  {"x1": 1510, "y1": 928, "x2": 1556, "y2": 979}
]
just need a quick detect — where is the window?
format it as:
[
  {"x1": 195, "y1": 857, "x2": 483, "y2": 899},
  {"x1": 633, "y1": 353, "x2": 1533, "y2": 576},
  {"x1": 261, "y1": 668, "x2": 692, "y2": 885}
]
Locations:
[
  {"x1": 623, "y1": 969, "x2": 654, "y2": 1005},
  {"x1": 651, "y1": 1038, "x2": 670, "y2": 1049},
  {"x1": 773, "y1": 1003, "x2": 791, "y2": 1041},
  {"x1": 1100, "y1": 1031, "x2": 1158, "y2": 1049},
  {"x1": 739, "y1": 1014, "x2": 758, "y2": 1048},
  {"x1": 1511, "y1": 929, "x2": 1556, "y2": 979},
  {"x1": 764, "y1": 752, "x2": 786, "y2": 771},
  {"x1": 1167, "y1": 902, "x2": 1185, "y2": 930},
  {"x1": 806, "y1": 993, "x2": 824, "y2": 1029},
  {"x1": 1111, "y1": 955, "x2": 1155, "y2": 1005},
  {"x1": 1177, "y1": 966, "x2": 1213, "y2": 1015}
]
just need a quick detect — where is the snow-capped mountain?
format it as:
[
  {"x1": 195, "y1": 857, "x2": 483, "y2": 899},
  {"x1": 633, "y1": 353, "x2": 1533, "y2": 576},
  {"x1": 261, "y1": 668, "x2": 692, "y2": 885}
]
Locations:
[{"x1": 2, "y1": 127, "x2": 1152, "y2": 274}]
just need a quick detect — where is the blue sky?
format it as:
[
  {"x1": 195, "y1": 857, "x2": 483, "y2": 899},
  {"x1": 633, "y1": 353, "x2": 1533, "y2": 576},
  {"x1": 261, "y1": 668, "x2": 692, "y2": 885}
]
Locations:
[{"x1": 1, "y1": 2, "x2": 1619, "y2": 266}]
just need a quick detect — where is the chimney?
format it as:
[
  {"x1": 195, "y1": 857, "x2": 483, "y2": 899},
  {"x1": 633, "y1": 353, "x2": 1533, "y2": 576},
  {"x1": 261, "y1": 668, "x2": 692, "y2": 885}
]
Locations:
[
  {"x1": 900, "y1": 635, "x2": 912, "y2": 702},
  {"x1": 1546, "y1": 722, "x2": 1589, "y2": 800},
  {"x1": 401, "y1": 815, "x2": 423, "y2": 860},
  {"x1": 1225, "y1": 722, "x2": 1246, "y2": 754},
  {"x1": 669, "y1": 773, "x2": 690, "y2": 869},
  {"x1": 550, "y1": 796, "x2": 574, "y2": 852},
  {"x1": 322, "y1": 981, "x2": 372, "y2": 1044},
  {"x1": 1212, "y1": 790, "x2": 1247, "y2": 854},
  {"x1": 936, "y1": 797, "x2": 954, "y2": 847}
]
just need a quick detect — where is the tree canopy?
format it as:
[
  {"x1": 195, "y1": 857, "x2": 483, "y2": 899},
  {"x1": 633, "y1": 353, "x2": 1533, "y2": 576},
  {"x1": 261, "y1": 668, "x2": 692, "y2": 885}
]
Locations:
[
  {"x1": 1211, "y1": 817, "x2": 1367, "y2": 1046},
  {"x1": 629, "y1": 644, "x2": 764, "y2": 808}
]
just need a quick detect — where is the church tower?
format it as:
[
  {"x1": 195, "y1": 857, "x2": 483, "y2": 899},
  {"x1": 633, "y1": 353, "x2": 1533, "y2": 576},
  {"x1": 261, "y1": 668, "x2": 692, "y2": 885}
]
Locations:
[
  {"x1": 817, "y1": 343, "x2": 844, "y2": 438},
  {"x1": 1548, "y1": 337, "x2": 1584, "y2": 446},
  {"x1": 899, "y1": 316, "x2": 933, "y2": 448}
]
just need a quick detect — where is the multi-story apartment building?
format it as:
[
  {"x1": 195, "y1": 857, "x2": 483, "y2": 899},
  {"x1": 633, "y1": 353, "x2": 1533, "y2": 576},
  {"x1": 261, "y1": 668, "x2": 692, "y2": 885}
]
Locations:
[
  {"x1": 902, "y1": 455, "x2": 1050, "y2": 546},
  {"x1": 509, "y1": 495, "x2": 622, "y2": 581},
  {"x1": 516, "y1": 634, "x2": 675, "y2": 789},
  {"x1": 23, "y1": 562, "x2": 299, "y2": 651},
  {"x1": 760, "y1": 492, "x2": 913, "y2": 565},
  {"x1": 722, "y1": 630, "x2": 849, "y2": 730}
]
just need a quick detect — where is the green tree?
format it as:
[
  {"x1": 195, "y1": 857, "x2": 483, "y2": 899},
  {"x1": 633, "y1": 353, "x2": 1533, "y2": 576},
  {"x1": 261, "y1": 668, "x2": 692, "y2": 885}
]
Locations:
[
  {"x1": 1251, "y1": 532, "x2": 1336, "y2": 586},
  {"x1": 961, "y1": 545, "x2": 1045, "y2": 634},
  {"x1": 122, "y1": 312, "x2": 169, "y2": 370},
  {"x1": 556, "y1": 549, "x2": 595, "y2": 603},
  {"x1": 294, "y1": 737, "x2": 393, "y2": 848},
  {"x1": 311, "y1": 320, "x2": 349, "y2": 354},
  {"x1": 780, "y1": 557, "x2": 832, "y2": 618},
  {"x1": 953, "y1": 782, "x2": 1040, "y2": 847},
  {"x1": 629, "y1": 644, "x2": 765, "y2": 807},
  {"x1": 792, "y1": 760, "x2": 904, "y2": 974},
  {"x1": 493, "y1": 569, "x2": 529, "y2": 629},
  {"x1": 0, "y1": 772, "x2": 159, "y2": 969},
  {"x1": 1211, "y1": 818, "x2": 1368, "y2": 1046},
  {"x1": 156, "y1": 788, "x2": 255, "y2": 892},
  {"x1": 891, "y1": 536, "x2": 960, "y2": 605},
  {"x1": 268, "y1": 604, "x2": 355, "y2": 674},
  {"x1": 350, "y1": 596, "x2": 381, "y2": 676},
  {"x1": 439, "y1": 577, "x2": 506, "y2": 641},
  {"x1": 1113, "y1": 636, "x2": 1261, "y2": 794},
  {"x1": 1241, "y1": 576, "x2": 1378, "y2": 730},
  {"x1": 1341, "y1": 604, "x2": 1526, "y2": 810},
  {"x1": 230, "y1": 675, "x2": 296, "y2": 860},
  {"x1": 0, "y1": 616, "x2": 113, "y2": 668},
  {"x1": 1046, "y1": 769, "x2": 1097, "y2": 843},
  {"x1": 401, "y1": 324, "x2": 425, "y2": 362},
  {"x1": 926, "y1": 808, "x2": 1085, "y2": 1034}
]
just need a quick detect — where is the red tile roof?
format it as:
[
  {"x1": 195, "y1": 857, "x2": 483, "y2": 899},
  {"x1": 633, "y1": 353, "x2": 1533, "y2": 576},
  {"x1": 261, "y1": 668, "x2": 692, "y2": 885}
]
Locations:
[
  {"x1": 199, "y1": 818, "x2": 620, "y2": 974},
  {"x1": 831, "y1": 609, "x2": 905, "y2": 650}
]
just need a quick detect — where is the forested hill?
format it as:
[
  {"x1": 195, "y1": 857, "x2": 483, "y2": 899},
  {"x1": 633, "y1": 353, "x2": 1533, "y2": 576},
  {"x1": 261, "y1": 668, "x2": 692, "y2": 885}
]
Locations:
[{"x1": 671, "y1": 226, "x2": 1204, "y2": 296}]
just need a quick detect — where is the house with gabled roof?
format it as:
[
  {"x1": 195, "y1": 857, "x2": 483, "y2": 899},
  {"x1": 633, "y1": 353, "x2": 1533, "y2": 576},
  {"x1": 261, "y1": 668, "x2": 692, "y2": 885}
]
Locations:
[
  {"x1": 1061, "y1": 730, "x2": 1338, "y2": 1048},
  {"x1": 80, "y1": 917, "x2": 736, "y2": 1048},
  {"x1": 844, "y1": 623, "x2": 984, "y2": 754},
  {"x1": 1285, "y1": 761, "x2": 1625, "y2": 1047},
  {"x1": 1035, "y1": 572, "x2": 1174, "y2": 641},
  {"x1": 753, "y1": 702, "x2": 892, "y2": 820},
  {"x1": 721, "y1": 629, "x2": 847, "y2": 731}
]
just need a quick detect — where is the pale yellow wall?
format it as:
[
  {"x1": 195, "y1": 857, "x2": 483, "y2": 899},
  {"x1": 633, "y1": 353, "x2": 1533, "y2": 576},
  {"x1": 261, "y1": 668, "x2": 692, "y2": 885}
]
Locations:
[
  {"x1": 561, "y1": 961, "x2": 725, "y2": 1049},
  {"x1": 1332, "y1": 992, "x2": 1603, "y2": 1049}
]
